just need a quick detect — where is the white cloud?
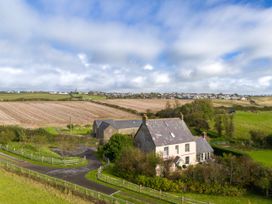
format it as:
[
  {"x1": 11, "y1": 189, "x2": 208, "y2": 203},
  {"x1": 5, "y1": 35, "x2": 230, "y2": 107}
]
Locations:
[
  {"x1": 258, "y1": 76, "x2": 272, "y2": 87},
  {"x1": 77, "y1": 53, "x2": 90, "y2": 67},
  {"x1": 143, "y1": 64, "x2": 154, "y2": 70},
  {"x1": 153, "y1": 72, "x2": 170, "y2": 84}
]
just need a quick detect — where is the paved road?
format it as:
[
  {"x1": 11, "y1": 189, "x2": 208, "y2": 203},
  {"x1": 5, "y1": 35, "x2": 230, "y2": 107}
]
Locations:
[{"x1": 0, "y1": 149, "x2": 117, "y2": 195}]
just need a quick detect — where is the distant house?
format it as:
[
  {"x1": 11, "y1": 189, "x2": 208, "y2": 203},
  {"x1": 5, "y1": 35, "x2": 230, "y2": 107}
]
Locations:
[
  {"x1": 93, "y1": 119, "x2": 142, "y2": 143},
  {"x1": 134, "y1": 115, "x2": 213, "y2": 168}
]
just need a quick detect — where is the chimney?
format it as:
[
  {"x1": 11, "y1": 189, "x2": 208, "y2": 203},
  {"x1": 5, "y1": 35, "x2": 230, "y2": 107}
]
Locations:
[
  {"x1": 202, "y1": 131, "x2": 207, "y2": 139},
  {"x1": 142, "y1": 113, "x2": 148, "y2": 125},
  {"x1": 180, "y1": 112, "x2": 184, "y2": 121}
]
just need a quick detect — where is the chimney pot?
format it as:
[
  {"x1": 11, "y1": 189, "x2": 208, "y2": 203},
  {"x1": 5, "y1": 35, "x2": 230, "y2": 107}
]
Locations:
[
  {"x1": 180, "y1": 112, "x2": 184, "y2": 121},
  {"x1": 142, "y1": 114, "x2": 148, "y2": 124}
]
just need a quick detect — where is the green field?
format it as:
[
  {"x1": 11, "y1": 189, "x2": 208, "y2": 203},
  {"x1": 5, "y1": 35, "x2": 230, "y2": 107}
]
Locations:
[
  {"x1": 0, "y1": 169, "x2": 90, "y2": 204},
  {"x1": 246, "y1": 150, "x2": 272, "y2": 167},
  {"x1": 0, "y1": 92, "x2": 71, "y2": 101},
  {"x1": 0, "y1": 92, "x2": 106, "y2": 101},
  {"x1": 233, "y1": 111, "x2": 272, "y2": 139}
]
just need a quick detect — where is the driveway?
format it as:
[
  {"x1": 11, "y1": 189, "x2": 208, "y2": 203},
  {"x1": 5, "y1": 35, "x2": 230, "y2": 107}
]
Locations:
[{"x1": 0, "y1": 148, "x2": 117, "y2": 195}]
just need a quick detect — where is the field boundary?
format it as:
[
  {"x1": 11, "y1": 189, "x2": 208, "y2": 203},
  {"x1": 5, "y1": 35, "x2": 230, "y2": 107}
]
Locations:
[
  {"x1": 97, "y1": 166, "x2": 212, "y2": 204},
  {"x1": 0, "y1": 160, "x2": 132, "y2": 204},
  {"x1": 90, "y1": 100, "x2": 142, "y2": 115},
  {"x1": 0, "y1": 144, "x2": 86, "y2": 166}
]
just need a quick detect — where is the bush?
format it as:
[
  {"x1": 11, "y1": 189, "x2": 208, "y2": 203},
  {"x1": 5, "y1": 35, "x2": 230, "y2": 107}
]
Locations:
[{"x1": 99, "y1": 134, "x2": 133, "y2": 161}]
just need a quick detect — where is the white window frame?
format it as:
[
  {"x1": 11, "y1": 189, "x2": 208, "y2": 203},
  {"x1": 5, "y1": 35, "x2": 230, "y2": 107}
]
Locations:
[
  {"x1": 185, "y1": 143, "x2": 190, "y2": 152},
  {"x1": 175, "y1": 145, "x2": 179, "y2": 154},
  {"x1": 163, "y1": 146, "x2": 169, "y2": 157},
  {"x1": 185, "y1": 156, "x2": 190, "y2": 164}
]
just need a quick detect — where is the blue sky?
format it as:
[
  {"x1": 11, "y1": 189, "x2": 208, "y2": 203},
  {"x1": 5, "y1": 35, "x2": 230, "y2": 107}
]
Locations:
[{"x1": 0, "y1": 0, "x2": 272, "y2": 94}]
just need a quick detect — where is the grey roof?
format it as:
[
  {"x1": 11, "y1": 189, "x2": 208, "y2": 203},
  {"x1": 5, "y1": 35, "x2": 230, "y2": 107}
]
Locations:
[
  {"x1": 195, "y1": 137, "x2": 214, "y2": 154},
  {"x1": 94, "y1": 119, "x2": 142, "y2": 130},
  {"x1": 94, "y1": 119, "x2": 113, "y2": 128},
  {"x1": 145, "y1": 118, "x2": 195, "y2": 146}
]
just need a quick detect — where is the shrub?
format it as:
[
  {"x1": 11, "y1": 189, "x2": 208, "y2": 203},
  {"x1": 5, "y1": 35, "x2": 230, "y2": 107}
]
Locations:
[{"x1": 99, "y1": 134, "x2": 133, "y2": 161}]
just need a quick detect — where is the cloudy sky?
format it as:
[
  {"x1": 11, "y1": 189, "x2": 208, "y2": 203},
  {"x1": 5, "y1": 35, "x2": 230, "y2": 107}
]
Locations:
[{"x1": 0, "y1": 0, "x2": 272, "y2": 94}]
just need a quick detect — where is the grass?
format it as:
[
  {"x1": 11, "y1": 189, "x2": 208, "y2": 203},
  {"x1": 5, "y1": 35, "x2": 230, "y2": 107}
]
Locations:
[
  {"x1": 86, "y1": 168, "x2": 272, "y2": 204},
  {"x1": 7, "y1": 142, "x2": 62, "y2": 158},
  {"x1": 0, "y1": 92, "x2": 71, "y2": 101},
  {"x1": 0, "y1": 92, "x2": 105, "y2": 101},
  {"x1": 0, "y1": 169, "x2": 91, "y2": 204},
  {"x1": 179, "y1": 192, "x2": 272, "y2": 204},
  {"x1": 233, "y1": 111, "x2": 272, "y2": 139},
  {"x1": 44, "y1": 125, "x2": 92, "y2": 136},
  {"x1": 85, "y1": 170, "x2": 170, "y2": 204},
  {"x1": 246, "y1": 150, "x2": 272, "y2": 168},
  {"x1": 0, "y1": 146, "x2": 88, "y2": 168}
]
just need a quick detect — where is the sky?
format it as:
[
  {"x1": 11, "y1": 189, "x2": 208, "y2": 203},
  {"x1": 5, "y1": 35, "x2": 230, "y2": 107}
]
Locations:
[{"x1": 0, "y1": 0, "x2": 272, "y2": 94}]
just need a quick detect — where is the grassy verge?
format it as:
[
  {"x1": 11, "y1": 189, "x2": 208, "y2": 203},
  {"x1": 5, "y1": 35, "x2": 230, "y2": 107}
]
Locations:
[
  {"x1": 85, "y1": 170, "x2": 170, "y2": 204},
  {"x1": 0, "y1": 168, "x2": 91, "y2": 204},
  {"x1": 44, "y1": 125, "x2": 92, "y2": 136},
  {"x1": 179, "y1": 192, "x2": 272, "y2": 204},
  {"x1": 0, "y1": 148, "x2": 88, "y2": 168}
]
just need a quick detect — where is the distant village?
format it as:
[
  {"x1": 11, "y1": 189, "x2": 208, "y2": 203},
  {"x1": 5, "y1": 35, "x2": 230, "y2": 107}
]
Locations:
[
  {"x1": 2, "y1": 90, "x2": 272, "y2": 101},
  {"x1": 88, "y1": 91, "x2": 252, "y2": 100}
]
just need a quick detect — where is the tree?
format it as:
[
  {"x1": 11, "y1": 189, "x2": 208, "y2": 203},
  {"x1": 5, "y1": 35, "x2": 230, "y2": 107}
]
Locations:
[
  {"x1": 250, "y1": 130, "x2": 267, "y2": 147},
  {"x1": 100, "y1": 134, "x2": 133, "y2": 161},
  {"x1": 215, "y1": 115, "x2": 223, "y2": 136}
]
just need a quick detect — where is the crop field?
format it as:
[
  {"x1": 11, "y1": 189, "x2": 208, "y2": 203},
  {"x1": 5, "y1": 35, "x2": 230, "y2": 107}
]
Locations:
[
  {"x1": 98, "y1": 99, "x2": 193, "y2": 112},
  {"x1": 0, "y1": 101, "x2": 138, "y2": 128},
  {"x1": 233, "y1": 111, "x2": 272, "y2": 139},
  {"x1": 252, "y1": 96, "x2": 272, "y2": 106},
  {"x1": 0, "y1": 169, "x2": 90, "y2": 204}
]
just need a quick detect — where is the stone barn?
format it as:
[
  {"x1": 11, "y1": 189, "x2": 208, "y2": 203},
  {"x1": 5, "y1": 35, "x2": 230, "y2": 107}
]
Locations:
[{"x1": 93, "y1": 119, "x2": 142, "y2": 144}]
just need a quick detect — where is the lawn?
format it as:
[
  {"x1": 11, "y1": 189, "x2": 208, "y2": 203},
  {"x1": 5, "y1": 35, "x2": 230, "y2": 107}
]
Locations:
[
  {"x1": 233, "y1": 111, "x2": 272, "y2": 139},
  {"x1": 246, "y1": 150, "x2": 272, "y2": 167},
  {"x1": 0, "y1": 169, "x2": 90, "y2": 204},
  {"x1": 181, "y1": 192, "x2": 272, "y2": 204}
]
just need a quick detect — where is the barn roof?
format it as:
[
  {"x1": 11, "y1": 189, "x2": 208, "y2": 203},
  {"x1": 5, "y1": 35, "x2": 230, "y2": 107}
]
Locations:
[
  {"x1": 145, "y1": 118, "x2": 195, "y2": 146},
  {"x1": 195, "y1": 137, "x2": 214, "y2": 154},
  {"x1": 94, "y1": 119, "x2": 141, "y2": 130}
]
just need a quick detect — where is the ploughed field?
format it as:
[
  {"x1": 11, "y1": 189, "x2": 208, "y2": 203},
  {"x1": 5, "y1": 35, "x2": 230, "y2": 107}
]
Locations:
[
  {"x1": 0, "y1": 101, "x2": 138, "y2": 128},
  {"x1": 98, "y1": 99, "x2": 193, "y2": 112}
]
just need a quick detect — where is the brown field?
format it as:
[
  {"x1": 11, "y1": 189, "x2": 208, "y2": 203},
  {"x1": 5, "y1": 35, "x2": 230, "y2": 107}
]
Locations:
[
  {"x1": 99, "y1": 99, "x2": 193, "y2": 113},
  {"x1": 0, "y1": 101, "x2": 138, "y2": 128},
  {"x1": 252, "y1": 96, "x2": 272, "y2": 106}
]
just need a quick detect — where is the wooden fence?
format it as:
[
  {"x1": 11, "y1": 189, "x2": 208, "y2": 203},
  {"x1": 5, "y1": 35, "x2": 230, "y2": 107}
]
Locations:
[
  {"x1": 97, "y1": 166, "x2": 212, "y2": 204},
  {"x1": 0, "y1": 144, "x2": 86, "y2": 166},
  {"x1": 0, "y1": 160, "x2": 132, "y2": 204}
]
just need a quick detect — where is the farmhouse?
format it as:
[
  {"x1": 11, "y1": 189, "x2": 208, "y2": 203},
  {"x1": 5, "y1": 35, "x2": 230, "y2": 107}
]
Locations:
[
  {"x1": 134, "y1": 115, "x2": 213, "y2": 167},
  {"x1": 93, "y1": 119, "x2": 142, "y2": 143}
]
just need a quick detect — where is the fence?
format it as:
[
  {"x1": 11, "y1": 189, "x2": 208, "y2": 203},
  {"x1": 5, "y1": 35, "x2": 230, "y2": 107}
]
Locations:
[
  {"x1": 0, "y1": 144, "x2": 86, "y2": 166},
  {"x1": 97, "y1": 166, "x2": 212, "y2": 204},
  {"x1": 0, "y1": 160, "x2": 132, "y2": 204}
]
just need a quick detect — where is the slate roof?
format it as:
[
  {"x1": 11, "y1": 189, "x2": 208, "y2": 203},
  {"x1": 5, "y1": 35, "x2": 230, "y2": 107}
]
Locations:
[
  {"x1": 195, "y1": 137, "x2": 214, "y2": 154},
  {"x1": 145, "y1": 118, "x2": 195, "y2": 146},
  {"x1": 94, "y1": 119, "x2": 142, "y2": 130}
]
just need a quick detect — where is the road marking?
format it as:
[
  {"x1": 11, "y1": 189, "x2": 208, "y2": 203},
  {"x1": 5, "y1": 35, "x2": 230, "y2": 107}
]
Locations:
[{"x1": 110, "y1": 190, "x2": 120, "y2": 196}]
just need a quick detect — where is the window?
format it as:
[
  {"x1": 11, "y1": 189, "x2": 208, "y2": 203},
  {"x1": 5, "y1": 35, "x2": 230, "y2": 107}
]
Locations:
[
  {"x1": 185, "y1": 156, "x2": 190, "y2": 164},
  {"x1": 185, "y1": 143, "x2": 190, "y2": 152},
  {"x1": 175, "y1": 145, "x2": 179, "y2": 154},
  {"x1": 163, "y1": 146, "x2": 169, "y2": 157}
]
